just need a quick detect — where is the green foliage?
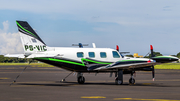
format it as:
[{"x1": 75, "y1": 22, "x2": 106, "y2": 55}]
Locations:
[
  {"x1": 176, "y1": 52, "x2": 180, "y2": 58},
  {"x1": 143, "y1": 51, "x2": 163, "y2": 58},
  {"x1": 125, "y1": 55, "x2": 133, "y2": 57},
  {"x1": 149, "y1": 51, "x2": 162, "y2": 57},
  {"x1": 0, "y1": 63, "x2": 54, "y2": 67},
  {"x1": 155, "y1": 63, "x2": 180, "y2": 69}
]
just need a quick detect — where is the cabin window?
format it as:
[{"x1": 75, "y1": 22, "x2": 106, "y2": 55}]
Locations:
[
  {"x1": 112, "y1": 51, "x2": 120, "y2": 58},
  {"x1": 89, "y1": 52, "x2": 95, "y2": 58},
  {"x1": 77, "y1": 52, "x2": 84, "y2": 58},
  {"x1": 100, "y1": 52, "x2": 107, "y2": 58}
]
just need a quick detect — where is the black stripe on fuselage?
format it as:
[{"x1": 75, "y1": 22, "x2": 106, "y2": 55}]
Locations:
[{"x1": 34, "y1": 58, "x2": 88, "y2": 72}]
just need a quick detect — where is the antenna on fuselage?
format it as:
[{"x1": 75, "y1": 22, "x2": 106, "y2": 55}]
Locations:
[
  {"x1": 72, "y1": 43, "x2": 88, "y2": 48},
  {"x1": 92, "y1": 43, "x2": 96, "y2": 48}
]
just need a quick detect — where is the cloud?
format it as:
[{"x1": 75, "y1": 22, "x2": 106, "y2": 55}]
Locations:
[
  {"x1": 0, "y1": 21, "x2": 23, "y2": 55},
  {"x1": 2, "y1": 21, "x2": 9, "y2": 31},
  {"x1": 0, "y1": 0, "x2": 180, "y2": 55}
]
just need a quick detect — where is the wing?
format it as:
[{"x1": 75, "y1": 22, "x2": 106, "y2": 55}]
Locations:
[
  {"x1": 94, "y1": 62, "x2": 156, "y2": 71},
  {"x1": 86, "y1": 59, "x2": 157, "y2": 71}
]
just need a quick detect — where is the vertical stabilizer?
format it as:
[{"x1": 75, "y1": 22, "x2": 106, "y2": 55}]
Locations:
[{"x1": 16, "y1": 21, "x2": 47, "y2": 55}]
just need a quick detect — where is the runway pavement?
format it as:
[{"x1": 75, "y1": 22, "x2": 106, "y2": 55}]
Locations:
[{"x1": 0, "y1": 65, "x2": 180, "y2": 101}]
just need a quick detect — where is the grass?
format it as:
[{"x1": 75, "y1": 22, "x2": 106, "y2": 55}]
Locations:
[
  {"x1": 155, "y1": 63, "x2": 180, "y2": 69},
  {"x1": 0, "y1": 63, "x2": 54, "y2": 67},
  {"x1": 0, "y1": 63, "x2": 180, "y2": 69}
]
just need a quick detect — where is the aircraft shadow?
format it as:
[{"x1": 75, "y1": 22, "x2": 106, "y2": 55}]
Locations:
[{"x1": 11, "y1": 81, "x2": 180, "y2": 87}]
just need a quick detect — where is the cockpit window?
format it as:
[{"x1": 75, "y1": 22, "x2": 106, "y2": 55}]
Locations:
[
  {"x1": 112, "y1": 51, "x2": 120, "y2": 58},
  {"x1": 77, "y1": 52, "x2": 84, "y2": 58}
]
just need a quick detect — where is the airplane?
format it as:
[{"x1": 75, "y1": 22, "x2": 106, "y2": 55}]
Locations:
[{"x1": 5, "y1": 21, "x2": 179, "y2": 85}]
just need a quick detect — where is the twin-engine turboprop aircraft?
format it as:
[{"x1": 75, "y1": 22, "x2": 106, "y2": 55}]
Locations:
[{"x1": 5, "y1": 21, "x2": 179, "y2": 85}]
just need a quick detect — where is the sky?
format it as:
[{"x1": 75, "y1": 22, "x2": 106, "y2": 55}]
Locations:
[{"x1": 0, "y1": 0, "x2": 180, "y2": 56}]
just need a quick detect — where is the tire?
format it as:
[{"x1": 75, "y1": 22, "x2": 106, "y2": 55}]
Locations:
[
  {"x1": 129, "y1": 78, "x2": 135, "y2": 84},
  {"x1": 78, "y1": 76, "x2": 85, "y2": 84},
  {"x1": 115, "y1": 77, "x2": 123, "y2": 85}
]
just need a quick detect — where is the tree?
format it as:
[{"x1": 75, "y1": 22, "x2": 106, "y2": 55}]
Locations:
[
  {"x1": 125, "y1": 55, "x2": 134, "y2": 57},
  {"x1": 149, "y1": 51, "x2": 162, "y2": 58},
  {"x1": 0, "y1": 55, "x2": 5, "y2": 63},
  {"x1": 176, "y1": 52, "x2": 180, "y2": 58}
]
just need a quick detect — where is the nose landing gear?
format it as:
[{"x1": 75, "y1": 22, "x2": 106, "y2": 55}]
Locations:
[
  {"x1": 77, "y1": 72, "x2": 85, "y2": 84},
  {"x1": 129, "y1": 72, "x2": 135, "y2": 84}
]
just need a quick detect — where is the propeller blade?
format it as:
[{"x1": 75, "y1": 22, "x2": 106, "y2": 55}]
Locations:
[
  {"x1": 150, "y1": 45, "x2": 154, "y2": 57},
  {"x1": 152, "y1": 66, "x2": 155, "y2": 81},
  {"x1": 116, "y1": 45, "x2": 119, "y2": 51}
]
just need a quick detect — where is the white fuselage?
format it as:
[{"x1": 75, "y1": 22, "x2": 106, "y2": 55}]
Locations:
[{"x1": 40, "y1": 46, "x2": 151, "y2": 63}]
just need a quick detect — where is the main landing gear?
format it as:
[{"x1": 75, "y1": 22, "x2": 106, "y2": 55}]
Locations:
[
  {"x1": 61, "y1": 72, "x2": 85, "y2": 84},
  {"x1": 77, "y1": 72, "x2": 85, "y2": 84},
  {"x1": 115, "y1": 70, "x2": 135, "y2": 85},
  {"x1": 115, "y1": 70, "x2": 123, "y2": 85}
]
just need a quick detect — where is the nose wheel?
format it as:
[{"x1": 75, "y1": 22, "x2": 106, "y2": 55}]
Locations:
[
  {"x1": 129, "y1": 71, "x2": 135, "y2": 84},
  {"x1": 129, "y1": 78, "x2": 135, "y2": 84},
  {"x1": 77, "y1": 72, "x2": 85, "y2": 84},
  {"x1": 77, "y1": 76, "x2": 85, "y2": 84}
]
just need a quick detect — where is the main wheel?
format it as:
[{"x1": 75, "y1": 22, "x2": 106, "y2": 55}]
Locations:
[
  {"x1": 78, "y1": 76, "x2": 85, "y2": 84},
  {"x1": 129, "y1": 78, "x2": 135, "y2": 84},
  {"x1": 115, "y1": 77, "x2": 123, "y2": 85}
]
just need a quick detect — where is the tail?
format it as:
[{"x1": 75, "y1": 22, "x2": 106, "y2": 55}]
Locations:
[{"x1": 16, "y1": 21, "x2": 47, "y2": 55}]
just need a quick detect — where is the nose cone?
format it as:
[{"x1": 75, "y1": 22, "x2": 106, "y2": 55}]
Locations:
[{"x1": 173, "y1": 56, "x2": 179, "y2": 61}]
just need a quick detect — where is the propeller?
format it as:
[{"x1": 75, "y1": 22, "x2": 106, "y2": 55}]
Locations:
[
  {"x1": 150, "y1": 45, "x2": 155, "y2": 57},
  {"x1": 116, "y1": 45, "x2": 130, "y2": 54},
  {"x1": 116, "y1": 45, "x2": 119, "y2": 51},
  {"x1": 150, "y1": 45, "x2": 155, "y2": 81},
  {"x1": 152, "y1": 65, "x2": 155, "y2": 81}
]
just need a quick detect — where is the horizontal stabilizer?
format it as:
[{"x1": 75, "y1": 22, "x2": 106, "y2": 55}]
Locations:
[
  {"x1": 4, "y1": 54, "x2": 25, "y2": 58},
  {"x1": 26, "y1": 53, "x2": 58, "y2": 58}
]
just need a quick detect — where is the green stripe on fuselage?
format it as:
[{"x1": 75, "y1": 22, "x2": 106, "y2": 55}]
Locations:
[
  {"x1": 81, "y1": 58, "x2": 111, "y2": 65},
  {"x1": 34, "y1": 58, "x2": 112, "y2": 66},
  {"x1": 34, "y1": 57, "x2": 85, "y2": 66}
]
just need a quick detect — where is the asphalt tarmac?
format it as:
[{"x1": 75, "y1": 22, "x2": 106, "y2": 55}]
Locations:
[{"x1": 0, "y1": 65, "x2": 180, "y2": 101}]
